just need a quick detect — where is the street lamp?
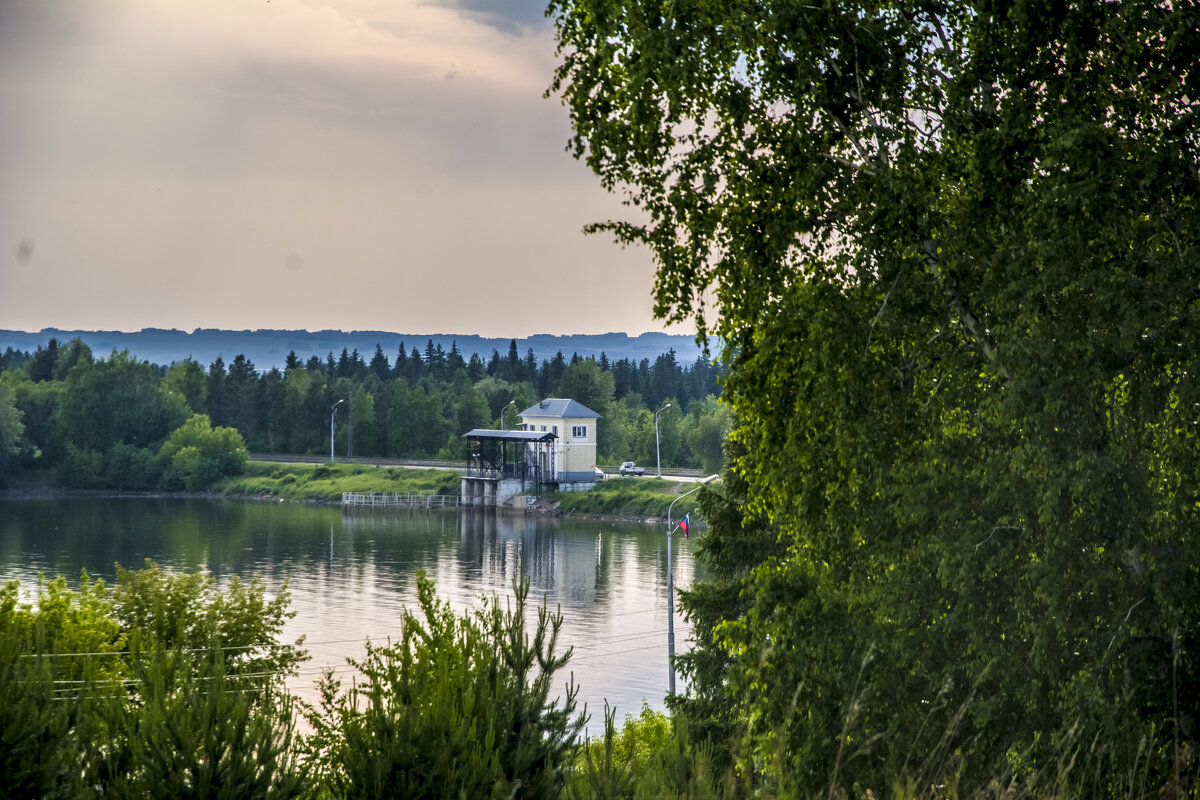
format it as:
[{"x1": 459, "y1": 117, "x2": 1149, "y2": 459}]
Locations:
[
  {"x1": 500, "y1": 399, "x2": 516, "y2": 430},
  {"x1": 654, "y1": 403, "x2": 671, "y2": 478},
  {"x1": 665, "y1": 473, "x2": 719, "y2": 694},
  {"x1": 330, "y1": 399, "x2": 344, "y2": 463}
]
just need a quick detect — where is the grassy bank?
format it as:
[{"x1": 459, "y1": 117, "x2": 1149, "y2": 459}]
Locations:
[
  {"x1": 7, "y1": 461, "x2": 705, "y2": 520},
  {"x1": 215, "y1": 461, "x2": 462, "y2": 502},
  {"x1": 549, "y1": 476, "x2": 707, "y2": 521},
  {"x1": 221, "y1": 464, "x2": 705, "y2": 521}
]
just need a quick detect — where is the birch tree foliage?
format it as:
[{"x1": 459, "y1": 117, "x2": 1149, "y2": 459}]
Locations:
[{"x1": 551, "y1": 0, "x2": 1199, "y2": 791}]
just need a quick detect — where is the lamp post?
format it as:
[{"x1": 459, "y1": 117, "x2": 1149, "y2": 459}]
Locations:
[
  {"x1": 330, "y1": 399, "x2": 344, "y2": 463},
  {"x1": 500, "y1": 399, "x2": 516, "y2": 430},
  {"x1": 665, "y1": 473, "x2": 719, "y2": 694},
  {"x1": 654, "y1": 403, "x2": 671, "y2": 478}
]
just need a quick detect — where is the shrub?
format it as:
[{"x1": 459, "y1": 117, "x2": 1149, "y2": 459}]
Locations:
[
  {"x1": 304, "y1": 570, "x2": 584, "y2": 798},
  {"x1": 157, "y1": 414, "x2": 248, "y2": 490}
]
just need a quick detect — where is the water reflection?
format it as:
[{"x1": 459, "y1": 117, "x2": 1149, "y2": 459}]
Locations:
[{"x1": 0, "y1": 498, "x2": 700, "y2": 725}]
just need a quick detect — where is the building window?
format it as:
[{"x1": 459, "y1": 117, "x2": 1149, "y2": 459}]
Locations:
[
  {"x1": 553, "y1": 425, "x2": 558, "y2": 435},
  {"x1": 541, "y1": 425, "x2": 547, "y2": 432},
  {"x1": 572, "y1": 425, "x2": 587, "y2": 438}
]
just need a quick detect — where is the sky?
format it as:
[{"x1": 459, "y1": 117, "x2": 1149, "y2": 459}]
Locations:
[{"x1": 0, "y1": 0, "x2": 673, "y2": 338}]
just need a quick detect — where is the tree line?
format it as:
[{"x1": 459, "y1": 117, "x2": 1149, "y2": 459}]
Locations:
[{"x1": 0, "y1": 336, "x2": 732, "y2": 489}]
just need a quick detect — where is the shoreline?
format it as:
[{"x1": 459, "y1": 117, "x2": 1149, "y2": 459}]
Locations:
[{"x1": 0, "y1": 486, "x2": 681, "y2": 526}]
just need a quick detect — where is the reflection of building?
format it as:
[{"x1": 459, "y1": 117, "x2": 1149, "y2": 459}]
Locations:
[
  {"x1": 461, "y1": 398, "x2": 602, "y2": 508},
  {"x1": 457, "y1": 512, "x2": 603, "y2": 604}
]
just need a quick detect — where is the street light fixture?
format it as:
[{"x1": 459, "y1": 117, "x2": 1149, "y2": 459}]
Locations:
[
  {"x1": 654, "y1": 403, "x2": 671, "y2": 478},
  {"x1": 500, "y1": 399, "x2": 516, "y2": 430},
  {"x1": 330, "y1": 399, "x2": 344, "y2": 463},
  {"x1": 664, "y1": 473, "x2": 719, "y2": 694}
]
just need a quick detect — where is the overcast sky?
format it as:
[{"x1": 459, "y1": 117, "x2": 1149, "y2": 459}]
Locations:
[{"x1": 0, "y1": 0, "x2": 672, "y2": 338}]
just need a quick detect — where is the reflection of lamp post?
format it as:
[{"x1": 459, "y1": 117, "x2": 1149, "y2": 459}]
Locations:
[
  {"x1": 654, "y1": 403, "x2": 671, "y2": 478},
  {"x1": 665, "y1": 474, "x2": 719, "y2": 694},
  {"x1": 330, "y1": 399, "x2": 344, "y2": 463},
  {"x1": 500, "y1": 399, "x2": 516, "y2": 430}
]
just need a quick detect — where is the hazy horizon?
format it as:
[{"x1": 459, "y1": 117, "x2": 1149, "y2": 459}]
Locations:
[{"x1": 1, "y1": 1, "x2": 682, "y2": 338}]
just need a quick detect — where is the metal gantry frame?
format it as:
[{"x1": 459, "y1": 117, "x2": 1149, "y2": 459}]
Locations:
[{"x1": 462, "y1": 429, "x2": 557, "y2": 492}]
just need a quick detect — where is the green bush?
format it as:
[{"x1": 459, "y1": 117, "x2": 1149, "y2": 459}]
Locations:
[
  {"x1": 0, "y1": 564, "x2": 306, "y2": 799},
  {"x1": 303, "y1": 570, "x2": 584, "y2": 798},
  {"x1": 157, "y1": 414, "x2": 248, "y2": 490},
  {"x1": 60, "y1": 443, "x2": 103, "y2": 488}
]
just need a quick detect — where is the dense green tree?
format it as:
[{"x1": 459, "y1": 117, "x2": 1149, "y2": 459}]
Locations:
[
  {"x1": 456, "y1": 388, "x2": 492, "y2": 436},
  {"x1": 163, "y1": 359, "x2": 207, "y2": 415},
  {"x1": 466, "y1": 352, "x2": 487, "y2": 383},
  {"x1": 648, "y1": 350, "x2": 682, "y2": 409},
  {"x1": 682, "y1": 396, "x2": 733, "y2": 476},
  {"x1": 206, "y1": 356, "x2": 229, "y2": 427},
  {"x1": 1, "y1": 564, "x2": 307, "y2": 799},
  {"x1": 226, "y1": 354, "x2": 259, "y2": 438},
  {"x1": 157, "y1": 413, "x2": 248, "y2": 491},
  {"x1": 669, "y1": 438, "x2": 782, "y2": 773},
  {"x1": 51, "y1": 338, "x2": 93, "y2": 381},
  {"x1": 5, "y1": 375, "x2": 58, "y2": 460},
  {"x1": 111, "y1": 560, "x2": 304, "y2": 678},
  {"x1": 25, "y1": 338, "x2": 59, "y2": 383},
  {"x1": 552, "y1": 0, "x2": 1200, "y2": 792},
  {"x1": 555, "y1": 359, "x2": 616, "y2": 415},
  {"x1": 255, "y1": 367, "x2": 287, "y2": 451},
  {"x1": 447, "y1": 341, "x2": 467, "y2": 375},
  {"x1": 91, "y1": 645, "x2": 304, "y2": 800},
  {"x1": 0, "y1": 380, "x2": 24, "y2": 483},
  {"x1": 53, "y1": 350, "x2": 188, "y2": 456},
  {"x1": 350, "y1": 386, "x2": 377, "y2": 457},
  {"x1": 541, "y1": 352, "x2": 567, "y2": 397},
  {"x1": 0, "y1": 346, "x2": 30, "y2": 372},
  {"x1": 281, "y1": 366, "x2": 314, "y2": 453},
  {"x1": 369, "y1": 344, "x2": 391, "y2": 381}
]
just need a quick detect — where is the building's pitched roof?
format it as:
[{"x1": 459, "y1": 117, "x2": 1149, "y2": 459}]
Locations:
[
  {"x1": 518, "y1": 398, "x2": 601, "y2": 419},
  {"x1": 462, "y1": 429, "x2": 557, "y2": 442}
]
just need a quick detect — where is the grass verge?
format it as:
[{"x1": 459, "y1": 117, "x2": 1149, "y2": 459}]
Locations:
[
  {"x1": 548, "y1": 477, "x2": 706, "y2": 520},
  {"x1": 216, "y1": 461, "x2": 462, "y2": 502}
]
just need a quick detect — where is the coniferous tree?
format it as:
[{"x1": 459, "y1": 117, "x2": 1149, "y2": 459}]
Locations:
[
  {"x1": 523, "y1": 348, "x2": 538, "y2": 382},
  {"x1": 369, "y1": 344, "x2": 391, "y2": 381},
  {"x1": 26, "y1": 338, "x2": 59, "y2": 383},
  {"x1": 226, "y1": 354, "x2": 258, "y2": 439},
  {"x1": 466, "y1": 352, "x2": 486, "y2": 383},
  {"x1": 304, "y1": 571, "x2": 583, "y2": 799}
]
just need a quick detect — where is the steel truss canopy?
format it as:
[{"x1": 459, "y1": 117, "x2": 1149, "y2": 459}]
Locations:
[
  {"x1": 462, "y1": 428, "x2": 557, "y2": 485},
  {"x1": 462, "y1": 429, "x2": 557, "y2": 443}
]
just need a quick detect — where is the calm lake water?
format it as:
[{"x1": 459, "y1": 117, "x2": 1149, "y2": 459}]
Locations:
[{"x1": 0, "y1": 496, "x2": 702, "y2": 726}]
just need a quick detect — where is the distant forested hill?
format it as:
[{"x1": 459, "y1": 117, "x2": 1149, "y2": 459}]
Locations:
[{"x1": 0, "y1": 328, "x2": 706, "y2": 370}]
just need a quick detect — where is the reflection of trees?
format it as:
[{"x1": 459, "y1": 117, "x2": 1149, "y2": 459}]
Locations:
[{"x1": 2, "y1": 499, "x2": 703, "y2": 626}]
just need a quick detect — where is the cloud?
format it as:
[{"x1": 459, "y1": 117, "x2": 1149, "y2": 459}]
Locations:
[
  {"x1": 0, "y1": 0, "x2": 671, "y2": 337},
  {"x1": 424, "y1": 0, "x2": 555, "y2": 34}
]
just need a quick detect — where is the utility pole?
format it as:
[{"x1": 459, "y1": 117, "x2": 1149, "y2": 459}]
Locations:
[
  {"x1": 655, "y1": 403, "x2": 671, "y2": 478},
  {"x1": 330, "y1": 399, "x2": 344, "y2": 462},
  {"x1": 665, "y1": 474, "x2": 719, "y2": 694}
]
